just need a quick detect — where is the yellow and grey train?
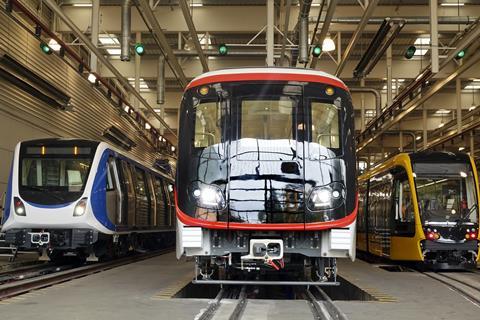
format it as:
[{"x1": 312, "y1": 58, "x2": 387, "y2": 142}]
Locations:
[{"x1": 357, "y1": 151, "x2": 480, "y2": 269}]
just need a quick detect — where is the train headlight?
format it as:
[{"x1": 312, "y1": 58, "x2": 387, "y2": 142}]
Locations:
[
  {"x1": 14, "y1": 197, "x2": 26, "y2": 216},
  {"x1": 192, "y1": 184, "x2": 226, "y2": 210},
  {"x1": 73, "y1": 198, "x2": 88, "y2": 216},
  {"x1": 307, "y1": 182, "x2": 345, "y2": 211}
]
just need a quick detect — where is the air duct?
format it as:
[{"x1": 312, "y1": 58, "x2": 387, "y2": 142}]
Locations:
[
  {"x1": 350, "y1": 87, "x2": 382, "y2": 117},
  {"x1": 121, "y1": 0, "x2": 131, "y2": 61},
  {"x1": 297, "y1": 0, "x2": 312, "y2": 64},
  {"x1": 157, "y1": 55, "x2": 165, "y2": 105}
]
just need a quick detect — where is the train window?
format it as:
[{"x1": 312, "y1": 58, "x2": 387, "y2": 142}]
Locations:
[
  {"x1": 240, "y1": 99, "x2": 294, "y2": 140},
  {"x1": 194, "y1": 100, "x2": 222, "y2": 148},
  {"x1": 134, "y1": 168, "x2": 147, "y2": 197},
  {"x1": 308, "y1": 101, "x2": 341, "y2": 160},
  {"x1": 120, "y1": 161, "x2": 134, "y2": 195},
  {"x1": 395, "y1": 180, "x2": 414, "y2": 223},
  {"x1": 106, "y1": 157, "x2": 115, "y2": 191}
]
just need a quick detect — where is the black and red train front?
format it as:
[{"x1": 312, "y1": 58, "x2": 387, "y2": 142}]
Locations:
[{"x1": 175, "y1": 70, "x2": 357, "y2": 278}]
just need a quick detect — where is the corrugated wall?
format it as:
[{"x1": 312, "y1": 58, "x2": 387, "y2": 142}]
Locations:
[{"x1": 0, "y1": 10, "x2": 166, "y2": 200}]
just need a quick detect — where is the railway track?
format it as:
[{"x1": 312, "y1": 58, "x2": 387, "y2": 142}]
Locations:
[
  {"x1": 424, "y1": 271, "x2": 480, "y2": 305},
  {"x1": 196, "y1": 285, "x2": 348, "y2": 320},
  {"x1": 0, "y1": 248, "x2": 173, "y2": 301}
]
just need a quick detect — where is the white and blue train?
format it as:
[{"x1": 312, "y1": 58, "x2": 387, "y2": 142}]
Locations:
[{"x1": 1, "y1": 138, "x2": 175, "y2": 261}]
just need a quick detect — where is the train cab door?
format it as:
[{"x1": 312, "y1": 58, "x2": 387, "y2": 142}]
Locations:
[
  {"x1": 106, "y1": 157, "x2": 122, "y2": 226},
  {"x1": 228, "y1": 84, "x2": 305, "y2": 226},
  {"x1": 390, "y1": 167, "x2": 418, "y2": 260}
]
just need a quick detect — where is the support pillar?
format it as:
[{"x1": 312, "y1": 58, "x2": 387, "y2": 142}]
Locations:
[
  {"x1": 266, "y1": 0, "x2": 275, "y2": 66},
  {"x1": 90, "y1": 0, "x2": 100, "y2": 72},
  {"x1": 386, "y1": 45, "x2": 393, "y2": 108},
  {"x1": 134, "y1": 32, "x2": 141, "y2": 109}
]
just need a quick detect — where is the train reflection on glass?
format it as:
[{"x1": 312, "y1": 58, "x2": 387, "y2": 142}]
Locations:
[
  {"x1": 175, "y1": 68, "x2": 357, "y2": 284},
  {"x1": 357, "y1": 152, "x2": 480, "y2": 269}
]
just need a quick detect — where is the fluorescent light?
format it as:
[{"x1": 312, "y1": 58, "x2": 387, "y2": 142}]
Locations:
[
  {"x1": 87, "y1": 73, "x2": 97, "y2": 83},
  {"x1": 99, "y1": 34, "x2": 119, "y2": 45},
  {"x1": 48, "y1": 39, "x2": 61, "y2": 51},
  {"x1": 416, "y1": 136, "x2": 422, "y2": 141},
  {"x1": 72, "y1": 3, "x2": 92, "y2": 7},
  {"x1": 413, "y1": 36, "x2": 430, "y2": 56},
  {"x1": 438, "y1": 122, "x2": 445, "y2": 128},
  {"x1": 441, "y1": 3, "x2": 465, "y2": 6},
  {"x1": 191, "y1": 3, "x2": 203, "y2": 7},
  {"x1": 145, "y1": 123, "x2": 151, "y2": 130},
  {"x1": 458, "y1": 146, "x2": 465, "y2": 151},
  {"x1": 106, "y1": 48, "x2": 121, "y2": 55},
  {"x1": 469, "y1": 105, "x2": 477, "y2": 111},
  {"x1": 435, "y1": 109, "x2": 451, "y2": 115}
]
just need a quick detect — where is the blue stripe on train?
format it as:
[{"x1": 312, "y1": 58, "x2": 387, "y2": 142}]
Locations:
[{"x1": 90, "y1": 149, "x2": 116, "y2": 231}]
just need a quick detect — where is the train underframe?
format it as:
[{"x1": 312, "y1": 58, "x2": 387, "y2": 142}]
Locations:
[
  {"x1": 420, "y1": 240, "x2": 479, "y2": 270},
  {"x1": 177, "y1": 222, "x2": 355, "y2": 284},
  {"x1": 4, "y1": 228, "x2": 175, "y2": 262}
]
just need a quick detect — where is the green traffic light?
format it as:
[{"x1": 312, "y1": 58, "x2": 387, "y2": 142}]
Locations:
[
  {"x1": 455, "y1": 49, "x2": 466, "y2": 60},
  {"x1": 40, "y1": 42, "x2": 52, "y2": 55},
  {"x1": 135, "y1": 43, "x2": 145, "y2": 56},
  {"x1": 312, "y1": 46, "x2": 322, "y2": 57},
  {"x1": 218, "y1": 44, "x2": 228, "y2": 56},
  {"x1": 404, "y1": 45, "x2": 416, "y2": 59}
]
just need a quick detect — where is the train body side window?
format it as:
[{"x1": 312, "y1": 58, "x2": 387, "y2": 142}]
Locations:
[
  {"x1": 106, "y1": 157, "x2": 115, "y2": 191},
  {"x1": 393, "y1": 169, "x2": 415, "y2": 236},
  {"x1": 134, "y1": 168, "x2": 147, "y2": 198}
]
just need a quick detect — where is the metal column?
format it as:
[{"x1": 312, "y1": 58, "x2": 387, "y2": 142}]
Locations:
[
  {"x1": 90, "y1": 0, "x2": 100, "y2": 72},
  {"x1": 456, "y1": 77, "x2": 462, "y2": 132},
  {"x1": 266, "y1": 0, "x2": 275, "y2": 66},
  {"x1": 134, "y1": 32, "x2": 141, "y2": 109},
  {"x1": 157, "y1": 55, "x2": 165, "y2": 105},
  {"x1": 386, "y1": 45, "x2": 393, "y2": 107},
  {"x1": 470, "y1": 131, "x2": 475, "y2": 156},
  {"x1": 360, "y1": 78, "x2": 366, "y2": 131},
  {"x1": 423, "y1": 105, "x2": 428, "y2": 149},
  {"x1": 399, "y1": 131, "x2": 404, "y2": 152},
  {"x1": 430, "y1": 0, "x2": 439, "y2": 73}
]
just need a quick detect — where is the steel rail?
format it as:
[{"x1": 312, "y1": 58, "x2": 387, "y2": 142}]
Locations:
[
  {"x1": 196, "y1": 287, "x2": 228, "y2": 320},
  {"x1": 228, "y1": 286, "x2": 248, "y2": 320},
  {"x1": 423, "y1": 272, "x2": 480, "y2": 306},
  {"x1": 0, "y1": 248, "x2": 173, "y2": 301},
  {"x1": 306, "y1": 286, "x2": 349, "y2": 320}
]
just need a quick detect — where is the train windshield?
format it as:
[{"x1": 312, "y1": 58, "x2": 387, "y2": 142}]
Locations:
[
  {"x1": 414, "y1": 164, "x2": 478, "y2": 224},
  {"x1": 19, "y1": 145, "x2": 95, "y2": 205}
]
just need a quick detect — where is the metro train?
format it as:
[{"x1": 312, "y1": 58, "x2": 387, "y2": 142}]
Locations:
[
  {"x1": 357, "y1": 152, "x2": 480, "y2": 269},
  {"x1": 175, "y1": 68, "x2": 357, "y2": 284},
  {"x1": 1, "y1": 138, "x2": 175, "y2": 262}
]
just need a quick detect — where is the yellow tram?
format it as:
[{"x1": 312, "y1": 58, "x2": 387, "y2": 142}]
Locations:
[{"x1": 357, "y1": 152, "x2": 480, "y2": 269}]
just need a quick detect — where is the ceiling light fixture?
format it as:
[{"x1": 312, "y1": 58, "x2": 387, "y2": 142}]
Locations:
[{"x1": 322, "y1": 35, "x2": 336, "y2": 52}]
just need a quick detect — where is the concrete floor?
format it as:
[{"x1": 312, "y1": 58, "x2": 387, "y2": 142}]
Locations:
[{"x1": 0, "y1": 253, "x2": 479, "y2": 320}]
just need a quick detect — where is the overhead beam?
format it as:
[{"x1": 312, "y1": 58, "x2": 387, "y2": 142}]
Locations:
[
  {"x1": 42, "y1": 0, "x2": 177, "y2": 138},
  {"x1": 357, "y1": 49, "x2": 480, "y2": 152},
  {"x1": 178, "y1": 0, "x2": 209, "y2": 72},
  {"x1": 335, "y1": 0, "x2": 379, "y2": 76},
  {"x1": 136, "y1": 0, "x2": 188, "y2": 88}
]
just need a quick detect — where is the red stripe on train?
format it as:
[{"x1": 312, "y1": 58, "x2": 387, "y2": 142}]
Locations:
[
  {"x1": 186, "y1": 73, "x2": 349, "y2": 92},
  {"x1": 175, "y1": 191, "x2": 358, "y2": 231}
]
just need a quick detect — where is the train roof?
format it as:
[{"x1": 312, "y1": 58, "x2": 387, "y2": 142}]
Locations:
[
  {"x1": 408, "y1": 151, "x2": 471, "y2": 163},
  {"x1": 186, "y1": 67, "x2": 348, "y2": 91}
]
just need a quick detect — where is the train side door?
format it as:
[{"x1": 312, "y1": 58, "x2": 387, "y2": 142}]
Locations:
[
  {"x1": 106, "y1": 157, "x2": 121, "y2": 225},
  {"x1": 145, "y1": 173, "x2": 156, "y2": 226},
  {"x1": 121, "y1": 161, "x2": 136, "y2": 227},
  {"x1": 133, "y1": 167, "x2": 149, "y2": 227}
]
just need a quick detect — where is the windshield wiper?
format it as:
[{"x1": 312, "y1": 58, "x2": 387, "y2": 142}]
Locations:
[{"x1": 456, "y1": 204, "x2": 478, "y2": 224}]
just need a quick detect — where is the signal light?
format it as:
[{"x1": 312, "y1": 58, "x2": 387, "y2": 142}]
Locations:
[
  {"x1": 218, "y1": 44, "x2": 228, "y2": 56},
  {"x1": 405, "y1": 45, "x2": 416, "y2": 59},
  {"x1": 40, "y1": 42, "x2": 52, "y2": 55},
  {"x1": 134, "y1": 43, "x2": 145, "y2": 56},
  {"x1": 312, "y1": 45, "x2": 322, "y2": 58},
  {"x1": 455, "y1": 49, "x2": 466, "y2": 60}
]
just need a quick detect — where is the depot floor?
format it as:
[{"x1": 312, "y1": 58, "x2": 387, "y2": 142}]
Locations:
[{"x1": 0, "y1": 252, "x2": 479, "y2": 320}]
